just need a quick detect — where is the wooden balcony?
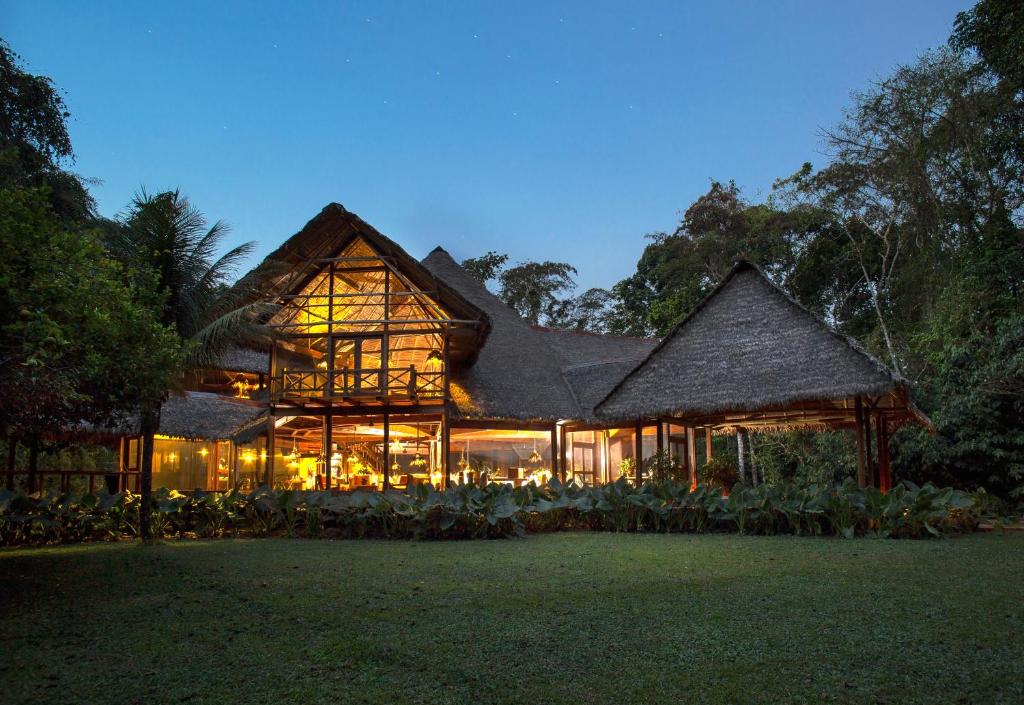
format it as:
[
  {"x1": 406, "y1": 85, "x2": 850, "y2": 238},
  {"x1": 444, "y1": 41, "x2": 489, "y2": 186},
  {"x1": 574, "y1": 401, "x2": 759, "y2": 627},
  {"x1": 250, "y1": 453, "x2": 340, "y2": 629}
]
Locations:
[{"x1": 270, "y1": 366, "x2": 444, "y2": 402}]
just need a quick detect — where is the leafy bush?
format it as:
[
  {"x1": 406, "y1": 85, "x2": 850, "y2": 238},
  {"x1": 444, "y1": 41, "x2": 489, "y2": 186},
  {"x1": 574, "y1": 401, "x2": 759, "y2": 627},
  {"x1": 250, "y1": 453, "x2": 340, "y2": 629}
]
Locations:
[
  {"x1": 0, "y1": 478, "x2": 981, "y2": 546},
  {"x1": 700, "y1": 457, "x2": 739, "y2": 489},
  {"x1": 644, "y1": 451, "x2": 687, "y2": 484}
]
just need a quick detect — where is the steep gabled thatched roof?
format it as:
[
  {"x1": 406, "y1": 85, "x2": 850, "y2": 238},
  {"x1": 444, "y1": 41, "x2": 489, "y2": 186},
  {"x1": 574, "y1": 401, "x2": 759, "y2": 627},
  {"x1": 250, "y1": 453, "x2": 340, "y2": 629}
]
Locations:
[
  {"x1": 256, "y1": 203, "x2": 490, "y2": 361},
  {"x1": 158, "y1": 392, "x2": 265, "y2": 441},
  {"x1": 596, "y1": 261, "x2": 917, "y2": 424}
]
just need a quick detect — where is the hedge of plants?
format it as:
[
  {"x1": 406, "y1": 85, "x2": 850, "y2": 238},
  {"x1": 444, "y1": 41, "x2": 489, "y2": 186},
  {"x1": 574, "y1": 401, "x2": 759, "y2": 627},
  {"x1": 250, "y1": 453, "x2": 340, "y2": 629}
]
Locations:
[{"x1": 0, "y1": 478, "x2": 983, "y2": 546}]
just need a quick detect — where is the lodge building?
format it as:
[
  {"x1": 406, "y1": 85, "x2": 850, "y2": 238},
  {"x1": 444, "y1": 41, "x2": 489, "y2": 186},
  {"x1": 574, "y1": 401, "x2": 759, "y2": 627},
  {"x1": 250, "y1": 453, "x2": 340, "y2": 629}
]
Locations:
[{"x1": 121, "y1": 204, "x2": 930, "y2": 494}]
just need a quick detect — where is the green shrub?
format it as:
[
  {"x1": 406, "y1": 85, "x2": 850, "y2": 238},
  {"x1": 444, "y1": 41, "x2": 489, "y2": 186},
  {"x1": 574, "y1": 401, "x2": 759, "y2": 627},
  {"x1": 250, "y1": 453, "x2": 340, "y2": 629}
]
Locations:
[
  {"x1": 0, "y1": 478, "x2": 981, "y2": 546},
  {"x1": 701, "y1": 457, "x2": 739, "y2": 489}
]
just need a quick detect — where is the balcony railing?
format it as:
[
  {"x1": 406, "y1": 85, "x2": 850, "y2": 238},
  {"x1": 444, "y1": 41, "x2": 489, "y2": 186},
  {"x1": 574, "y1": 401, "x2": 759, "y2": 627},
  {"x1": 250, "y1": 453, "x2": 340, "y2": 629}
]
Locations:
[{"x1": 271, "y1": 366, "x2": 444, "y2": 401}]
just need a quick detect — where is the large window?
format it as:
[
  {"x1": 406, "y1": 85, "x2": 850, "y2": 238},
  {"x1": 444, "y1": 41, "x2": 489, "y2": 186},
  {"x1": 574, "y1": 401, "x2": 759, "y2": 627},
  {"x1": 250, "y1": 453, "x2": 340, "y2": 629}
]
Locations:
[
  {"x1": 150, "y1": 437, "x2": 231, "y2": 491},
  {"x1": 449, "y1": 427, "x2": 553, "y2": 486}
]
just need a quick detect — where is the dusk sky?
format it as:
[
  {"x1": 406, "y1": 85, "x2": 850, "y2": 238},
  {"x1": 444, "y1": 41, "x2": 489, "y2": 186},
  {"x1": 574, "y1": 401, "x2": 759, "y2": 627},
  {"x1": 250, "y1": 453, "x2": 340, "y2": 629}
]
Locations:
[{"x1": 3, "y1": 0, "x2": 970, "y2": 290}]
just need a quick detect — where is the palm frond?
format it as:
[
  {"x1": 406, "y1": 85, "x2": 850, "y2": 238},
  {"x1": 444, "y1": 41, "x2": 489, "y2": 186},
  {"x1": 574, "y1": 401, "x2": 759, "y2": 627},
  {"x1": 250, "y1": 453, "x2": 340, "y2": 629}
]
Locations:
[{"x1": 185, "y1": 302, "x2": 281, "y2": 370}]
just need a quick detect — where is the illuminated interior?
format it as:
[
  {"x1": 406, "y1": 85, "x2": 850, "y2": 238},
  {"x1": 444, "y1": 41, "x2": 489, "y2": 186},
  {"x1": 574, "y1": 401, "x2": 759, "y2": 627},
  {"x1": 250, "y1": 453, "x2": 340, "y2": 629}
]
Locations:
[
  {"x1": 448, "y1": 428, "x2": 554, "y2": 487},
  {"x1": 268, "y1": 236, "x2": 450, "y2": 401}
]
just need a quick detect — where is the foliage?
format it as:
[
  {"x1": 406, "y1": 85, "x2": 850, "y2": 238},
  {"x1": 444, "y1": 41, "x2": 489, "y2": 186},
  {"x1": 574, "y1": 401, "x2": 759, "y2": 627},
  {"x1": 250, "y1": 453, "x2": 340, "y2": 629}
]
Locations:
[
  {"x1": 0, "y1": 39, "x2": 92, "y2": 219},
  {"x1": 497, "y1": 260, "x2": 578, "y2": 326},
  {"x1": 0, "y1": 187, "x2": 181, "y2": 444},
  {"x1": 0, "y1": 478, "x2": 983, "y2": 546},
  {"x1": 460, "y1": 250, "x2": 508, "y2": 284},
  {"x1": 700, "y1": 456, "x2": 739, "y2": 490},
  {"x1": 643, "y1": 450, "x2": 686, "y2": 484}
]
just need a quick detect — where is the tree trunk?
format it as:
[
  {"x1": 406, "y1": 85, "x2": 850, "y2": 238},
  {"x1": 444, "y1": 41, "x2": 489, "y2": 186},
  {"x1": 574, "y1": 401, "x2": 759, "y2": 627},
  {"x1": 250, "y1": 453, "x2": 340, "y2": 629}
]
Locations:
[
  {"x1": 27, "y1": 436, "x2": 39, "y2": 494},
  {"x1": 5, "y1": 435, "x2": 16, "y2": 491},
  {"x1": 736, "y1": 429, "x2": 747, "y2": 483},
  {"x1": 139, "y1": 406, "x2": 160, "y2": 543}
]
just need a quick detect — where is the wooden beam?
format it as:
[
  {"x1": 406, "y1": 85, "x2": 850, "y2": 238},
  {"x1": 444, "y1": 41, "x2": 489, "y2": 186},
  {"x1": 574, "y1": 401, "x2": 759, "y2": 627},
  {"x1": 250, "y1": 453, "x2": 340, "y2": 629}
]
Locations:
[
  {"x1": 441, "y1": 405, "x2": 451, "y2": 488},
  {"x1": 323, "y1": 410, "x2": 333, "y2": 491},
  {"x1": 266, "y1": 414, "x2": 276, "y2": 488},
  {"x1": 687, "y1": 427, "x2": 698, "y2": 488},
  {"x1": 864, "y1": 405, "x2": 875, "y2": 488},
  {"x1": 854, "y1": 397, "x2": 867, "y2": 488},
  {"x1": 559, "y1": 424, "x2": 567, "y2": 483},
  {"x1": 450, "y1": 418, "x2": 557, "y2": 431},
  {"x1": 877, "y1": 414, "x2": 892, "y2": 493},
  {"x1": 634, "y1": 418, "x2": 644, "y2": 485},
  {"x1": 550, "y1": 425, "x2": 559, "y2": 481},
  {"x1": 382, "y1": 410, "x2": 391, "y2": 490}
]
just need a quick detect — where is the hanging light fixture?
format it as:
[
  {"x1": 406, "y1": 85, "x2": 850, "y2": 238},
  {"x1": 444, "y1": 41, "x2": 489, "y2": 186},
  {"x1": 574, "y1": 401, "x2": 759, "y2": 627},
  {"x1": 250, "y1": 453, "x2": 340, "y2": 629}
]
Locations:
[
  {"x1": 410, "y1": 424, "x2": 427, "y2": 468},
  {"x1": 528, "y1": 436, "x2": 542, "y2": 465}
]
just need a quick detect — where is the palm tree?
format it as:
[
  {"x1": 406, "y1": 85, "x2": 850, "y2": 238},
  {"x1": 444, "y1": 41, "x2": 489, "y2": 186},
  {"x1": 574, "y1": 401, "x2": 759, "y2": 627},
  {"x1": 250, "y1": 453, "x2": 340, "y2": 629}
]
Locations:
[{"x1": 112, "y1": 190, "x2": 277, "y2": 540}]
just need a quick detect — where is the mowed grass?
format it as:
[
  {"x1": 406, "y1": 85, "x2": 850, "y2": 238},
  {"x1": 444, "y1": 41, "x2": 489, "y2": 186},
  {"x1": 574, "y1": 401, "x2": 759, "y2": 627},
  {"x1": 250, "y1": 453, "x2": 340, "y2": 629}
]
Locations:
[{"x1": 1, "y1": 533, "x2": 1022, "y2": 705}]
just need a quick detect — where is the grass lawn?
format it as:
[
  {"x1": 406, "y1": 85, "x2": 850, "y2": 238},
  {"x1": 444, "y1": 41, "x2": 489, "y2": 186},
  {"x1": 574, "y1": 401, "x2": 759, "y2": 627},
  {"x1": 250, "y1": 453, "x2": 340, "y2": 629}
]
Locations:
[{"x1": 1, "y1": 533, "x2": 1022, "y2": 705}]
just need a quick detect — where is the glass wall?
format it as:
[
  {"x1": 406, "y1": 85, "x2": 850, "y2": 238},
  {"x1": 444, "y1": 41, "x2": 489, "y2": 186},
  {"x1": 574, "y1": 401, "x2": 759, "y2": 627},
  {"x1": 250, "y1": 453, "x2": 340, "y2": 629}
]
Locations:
[
  {"x1": 151, "y1": 437, "x2": 219, "y2": 491},
  {"x1": 564, "y1": 425, "x2": 659, "y2": 485},
  {"x1": 448, "y1": 427, "x2": 554, "y2": 486},
  {"x1": 235, "y1": 436, "x2": 267, "y2": 492},
  {"x1": 271, "y1": 414, "x2": 444, "y2": 491}
]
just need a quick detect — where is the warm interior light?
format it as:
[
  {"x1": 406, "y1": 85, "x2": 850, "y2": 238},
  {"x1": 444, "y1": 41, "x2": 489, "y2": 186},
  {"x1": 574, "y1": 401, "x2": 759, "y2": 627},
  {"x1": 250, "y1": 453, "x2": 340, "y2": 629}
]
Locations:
[
  {"x1": 241, "y1": 450, "x2": 256, "y2": 464},
  {"x1": 198, "y1": 447, "x2": 209, "y2": 458},
  {"x1": 425, "y1": 349, "x2": 443, "y2": 371}
]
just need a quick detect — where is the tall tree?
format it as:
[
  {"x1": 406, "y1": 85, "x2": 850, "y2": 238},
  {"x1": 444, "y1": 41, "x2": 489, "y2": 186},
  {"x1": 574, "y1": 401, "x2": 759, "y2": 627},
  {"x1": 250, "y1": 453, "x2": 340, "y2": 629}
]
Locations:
[
  {"x1": 0, "y1": 40, "x2": 92, "y2": 220},
  {"x1": 0, "y1": 187, "x2": 179, "y2": 490},
  {"x1": 111, "y1": 190, "x2": 276, "y2": 540},
  {"x1": 497, "y1": 261, "x2": 577, "y2": 326},
  {"x1": 461, "y1": 251, "x2": 508, "y2": 285}
]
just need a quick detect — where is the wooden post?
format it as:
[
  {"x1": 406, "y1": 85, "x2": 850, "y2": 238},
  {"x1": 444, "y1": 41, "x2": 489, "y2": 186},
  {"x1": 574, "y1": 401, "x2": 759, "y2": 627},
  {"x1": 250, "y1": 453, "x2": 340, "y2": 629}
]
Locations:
[
  {"x1": 382, "y1": 269, "x2": 390, "y2": 395},
  {"x1": 323, "y1": 410, "x2": 333, "y2": 490},
  {"x1": 559, "y1": 424, "x2": 568, "y2": 483},
  {"x1": 266, "y1": 415, "x2": 276, "y2": 488},
  {"x1": 327, "y1": 261, "x2": 335, "y2": 396},
  {"x1": 854, "y1": 397, "x2": 867, "y2": 488},
  {"x1": 876, "y1": 415, "x2": 892, "y2": 493},
  {"x1": 441, "y1": 405, "x2": 451, "y2": 488},
  {"x1": 382, "y1": 410, "x2": 391, "y2": 490},
  {"x1": 656, "y1": 420, "x2": 664, "y2": 457},
  {"x1": 634, "y1": 418, "x2": 644, "y2": 485},
  {"x1": 550, "y1": 424, "x2": 559, "y2": 482},
  {"x1": 705, "y1": 427, "x2": 713, "y2": 462},
  {"x1": 687, "y1": 427, "x2": 698, "y2": 489},
  {"x1": 863, "y1": 406, "x2": 875, "y2": 488}
]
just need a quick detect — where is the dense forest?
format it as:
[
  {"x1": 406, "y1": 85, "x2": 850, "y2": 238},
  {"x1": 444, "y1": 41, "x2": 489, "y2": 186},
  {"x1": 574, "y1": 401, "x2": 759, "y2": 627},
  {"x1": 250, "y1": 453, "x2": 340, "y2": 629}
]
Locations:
[
  {"x1": 1, "y1": 0, "x2": 1020, "y2": 500},
  {"x1": 463, "y1": 0, "x2": 1023, "y2": 497}
]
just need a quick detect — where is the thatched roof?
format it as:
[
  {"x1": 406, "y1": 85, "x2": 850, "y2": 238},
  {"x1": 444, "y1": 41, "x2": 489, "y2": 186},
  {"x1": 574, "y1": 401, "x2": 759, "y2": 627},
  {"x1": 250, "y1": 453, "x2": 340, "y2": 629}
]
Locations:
[
  {"x1": 256, "y1": 203, "x2": 490, "y2": 362},
  {"x1": 419, "y1": 250, "x2": 658, "y2": 422},
  {"x1": 158, "y1": 392, "x2": 265, "y2": 441},
  {"x1": 596, "y1": 261, "x2": 922, "y2": 426},
  {"x1": 421, "y1": 248, "x2": 581, "y2": 420},
  {"x1": 534, "y1": 327, "x2": 656, "y2": 422},
  {"x1": 211, "y1": 346, "x2": 269, "y2": 375}
]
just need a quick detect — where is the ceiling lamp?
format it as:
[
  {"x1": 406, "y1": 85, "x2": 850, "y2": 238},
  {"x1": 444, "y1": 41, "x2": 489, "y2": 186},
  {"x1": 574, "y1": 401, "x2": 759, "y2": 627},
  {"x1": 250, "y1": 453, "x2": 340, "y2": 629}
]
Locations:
[{"x1": 528, "y1": 437, "x2": 542, "y2": 464}]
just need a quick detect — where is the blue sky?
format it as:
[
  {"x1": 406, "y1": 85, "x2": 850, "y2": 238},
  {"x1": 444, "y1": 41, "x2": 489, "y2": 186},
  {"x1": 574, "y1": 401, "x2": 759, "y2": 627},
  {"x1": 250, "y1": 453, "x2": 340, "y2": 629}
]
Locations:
[{"x1": 3, "y1": 0, "x2": 970, "y2": 290}]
